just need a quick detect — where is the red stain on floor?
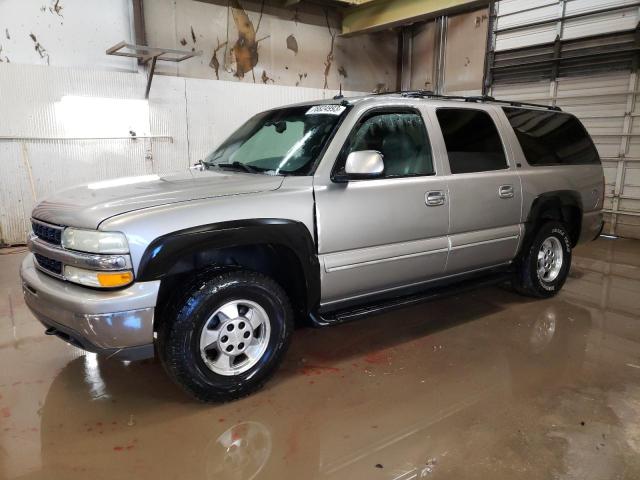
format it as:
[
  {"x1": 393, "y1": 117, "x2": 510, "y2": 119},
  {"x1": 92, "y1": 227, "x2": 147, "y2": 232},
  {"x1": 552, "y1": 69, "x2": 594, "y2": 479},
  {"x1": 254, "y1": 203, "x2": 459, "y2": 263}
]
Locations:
[
  {"x1": 1, "y1": 407, "x2": 10, "y2": 418},
  {"x1": 218, "y1": 418, "x2": 225, "y2": 423},
  {"x1": 364, "y1": 350, "x2": 392, "y2": 365},
  {"x1": 299, "y1": 365, "x2": 341, "y2": 376},
  {"x1": 284, "y1": 427, "x2": 299, "y2": 460},
  {"x1": 114, "y1": 443, "x2": 135, "y2": 451}
]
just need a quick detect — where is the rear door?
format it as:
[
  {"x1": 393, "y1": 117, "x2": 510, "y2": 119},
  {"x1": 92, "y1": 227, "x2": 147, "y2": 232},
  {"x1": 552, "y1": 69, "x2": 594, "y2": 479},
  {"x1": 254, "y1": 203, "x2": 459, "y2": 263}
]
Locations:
[{"x1": 429, "y1": 106, "x2": 523, "y2": 274}]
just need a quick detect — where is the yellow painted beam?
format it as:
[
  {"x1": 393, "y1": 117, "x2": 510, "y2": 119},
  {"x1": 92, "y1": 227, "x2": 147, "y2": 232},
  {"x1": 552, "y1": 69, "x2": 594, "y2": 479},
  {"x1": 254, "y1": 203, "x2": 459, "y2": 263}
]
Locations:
[{"x1": 342, "y1": 0, "x2": 487, "y2": 36}]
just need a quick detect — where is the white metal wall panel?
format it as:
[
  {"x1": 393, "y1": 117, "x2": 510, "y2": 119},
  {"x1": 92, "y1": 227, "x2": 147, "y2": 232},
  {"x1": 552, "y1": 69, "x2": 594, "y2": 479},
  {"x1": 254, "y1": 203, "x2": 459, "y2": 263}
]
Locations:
[
  {"x1": 0, "y1": 63, "x2": 364, "y2": 245},
  {"x1": 148, "y1": 76, "x2": 190, "y2": 174},
  {"x1": 0, "y1": 143, "x2": 32, "y2": 247},
  {"x1": 495, "y1": 0, "x2": 640, "y2": 51},
  {"x1": 497, "y1": 0, "x2": 558, "y2": 17},
  {"x1": 563, "y1": 1, "x2": 639, "y2": 40}
]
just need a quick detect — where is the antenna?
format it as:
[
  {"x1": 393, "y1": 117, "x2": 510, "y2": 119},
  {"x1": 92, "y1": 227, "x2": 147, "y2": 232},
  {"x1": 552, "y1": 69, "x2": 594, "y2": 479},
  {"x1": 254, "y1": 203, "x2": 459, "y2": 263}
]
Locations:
[{"x1": 333, "y1": 83, "x2": 344, "y2": 100}]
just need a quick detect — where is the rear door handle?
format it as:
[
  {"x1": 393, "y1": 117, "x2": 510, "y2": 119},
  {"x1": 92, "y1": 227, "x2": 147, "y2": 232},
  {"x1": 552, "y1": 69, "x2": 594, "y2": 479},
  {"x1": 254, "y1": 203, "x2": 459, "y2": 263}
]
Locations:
[
  {"x1": 425, "y1": 190, "x2": 446, "y2": 206},
  {"x1": 498, "y1": 185, "x2": 514, "y2": 199}
]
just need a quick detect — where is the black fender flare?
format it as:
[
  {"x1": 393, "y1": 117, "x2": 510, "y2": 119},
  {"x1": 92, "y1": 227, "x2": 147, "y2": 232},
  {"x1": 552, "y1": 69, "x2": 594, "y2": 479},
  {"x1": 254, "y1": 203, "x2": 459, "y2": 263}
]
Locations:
[
  {"x1": 137, "y1": 219, "x2": 320, "y2": 313},
  {"x1": 524, "y1": 190, "x2": 583, "y2": 247}
]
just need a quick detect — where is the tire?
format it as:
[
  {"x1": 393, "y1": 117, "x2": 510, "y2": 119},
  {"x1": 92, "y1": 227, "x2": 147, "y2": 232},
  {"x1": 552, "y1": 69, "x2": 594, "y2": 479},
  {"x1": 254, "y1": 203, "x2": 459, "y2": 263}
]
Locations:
[
  {"x1": 159, "y1": 270, "x2": 294, "y2": 402},
  {"x1": 512, "y1": 221, "x2": 572, "y2": 298}
]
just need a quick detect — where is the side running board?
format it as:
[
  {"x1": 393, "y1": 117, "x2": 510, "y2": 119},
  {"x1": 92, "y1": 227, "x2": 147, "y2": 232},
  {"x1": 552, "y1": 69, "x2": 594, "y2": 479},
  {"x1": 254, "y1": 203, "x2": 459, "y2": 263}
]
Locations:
[{"x1": 310, "y1": 271, "x2": 512, "y2": 327}]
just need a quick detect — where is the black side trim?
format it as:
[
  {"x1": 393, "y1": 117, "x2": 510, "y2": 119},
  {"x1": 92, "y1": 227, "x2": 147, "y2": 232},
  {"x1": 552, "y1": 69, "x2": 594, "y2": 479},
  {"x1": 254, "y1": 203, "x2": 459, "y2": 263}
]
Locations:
[
  {"x1": 137, "y1": 219, "x2": 320, "y2": 313},
  {"x1": 527, "y1": 190, "x2": 583, "y2": 222},
  {"x1": 524, "y1": 190, "x2": 583, "y2": 248},
  {"x1": 311, "y1": 268, "x2": 512, "y2": 326}
]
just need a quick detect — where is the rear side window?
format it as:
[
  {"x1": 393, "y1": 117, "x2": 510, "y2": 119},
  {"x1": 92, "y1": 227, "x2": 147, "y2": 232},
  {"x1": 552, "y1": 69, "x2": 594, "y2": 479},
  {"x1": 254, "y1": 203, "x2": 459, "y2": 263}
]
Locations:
[
  {"x1": 503, "y1": 107, "x2": 600, "y2": 166},
  {"x1": 435, "y1": 108, "x2": 508, "y2": 174}
]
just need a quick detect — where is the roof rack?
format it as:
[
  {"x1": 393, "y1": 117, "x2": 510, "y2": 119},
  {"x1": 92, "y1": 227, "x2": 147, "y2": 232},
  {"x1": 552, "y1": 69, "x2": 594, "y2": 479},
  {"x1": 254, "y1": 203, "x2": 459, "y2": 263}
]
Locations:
[{"x1": 374, "y1": 90, "x2": 561, "y2": 111}]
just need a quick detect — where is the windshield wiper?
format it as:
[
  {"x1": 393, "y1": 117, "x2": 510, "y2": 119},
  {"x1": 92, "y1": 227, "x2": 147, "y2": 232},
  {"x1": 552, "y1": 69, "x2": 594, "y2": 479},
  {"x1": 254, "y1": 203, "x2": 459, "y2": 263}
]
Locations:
[{"x1": 214, "y1": 161, "x2": 261, "y2": 174}]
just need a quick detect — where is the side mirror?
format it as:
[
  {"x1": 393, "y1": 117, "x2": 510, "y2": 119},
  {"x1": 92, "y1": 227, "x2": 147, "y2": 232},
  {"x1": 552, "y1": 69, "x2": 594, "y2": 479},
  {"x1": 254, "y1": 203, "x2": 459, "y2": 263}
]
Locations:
[{"x1": 334, "y1": 150, "x2": 384, "y2": 182}]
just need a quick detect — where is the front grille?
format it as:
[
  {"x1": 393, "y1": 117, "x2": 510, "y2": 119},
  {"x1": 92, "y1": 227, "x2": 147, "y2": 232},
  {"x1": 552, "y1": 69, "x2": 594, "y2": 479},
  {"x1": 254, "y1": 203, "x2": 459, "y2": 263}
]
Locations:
[
  {"x1": 31, "y1": 220, "x2": 63, "y2": 245},
  {"x1": 34, "y1": 253, "x2": 63, "y2": 275}
]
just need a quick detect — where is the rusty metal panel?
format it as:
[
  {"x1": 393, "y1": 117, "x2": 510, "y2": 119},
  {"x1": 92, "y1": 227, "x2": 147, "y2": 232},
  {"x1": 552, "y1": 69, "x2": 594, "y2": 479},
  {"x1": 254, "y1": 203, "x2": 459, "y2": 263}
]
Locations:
[
  {"x1": 444, "y1": 7, "x2": 489, "y2": 94},
  {"x1": 409, "y1": 21, "x2": 437, "y2": 91},
  {"x1": 143, "y1": 0, "x2": 397, "y2": 92},
  {"x1": 0, "y1": 0, "x2": 135, "y2": 71}
]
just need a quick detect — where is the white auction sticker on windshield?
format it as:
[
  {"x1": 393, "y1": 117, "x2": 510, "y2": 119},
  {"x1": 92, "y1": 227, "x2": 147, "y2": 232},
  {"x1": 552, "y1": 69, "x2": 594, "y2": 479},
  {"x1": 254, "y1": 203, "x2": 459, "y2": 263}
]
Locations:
[{"x1": 306, "y1": 105, "x2": 346, "y2": 115}]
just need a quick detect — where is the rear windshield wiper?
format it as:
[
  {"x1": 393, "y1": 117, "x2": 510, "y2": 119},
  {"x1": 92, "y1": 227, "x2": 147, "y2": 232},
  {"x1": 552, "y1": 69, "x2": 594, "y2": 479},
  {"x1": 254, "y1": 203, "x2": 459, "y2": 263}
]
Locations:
[{"x1": 213, "y1": 161, "x2": 261, "y2": 174}]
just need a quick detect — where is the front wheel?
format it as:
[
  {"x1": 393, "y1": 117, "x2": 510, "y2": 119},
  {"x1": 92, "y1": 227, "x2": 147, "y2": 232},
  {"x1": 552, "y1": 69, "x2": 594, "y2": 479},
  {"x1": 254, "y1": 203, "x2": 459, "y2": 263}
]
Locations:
[
  {"x1": 159, "y1": 270, "x2": 294, "y2": 402},
  {"x1": 512, "y1": 221, "x2": 572, "y2": 298}
]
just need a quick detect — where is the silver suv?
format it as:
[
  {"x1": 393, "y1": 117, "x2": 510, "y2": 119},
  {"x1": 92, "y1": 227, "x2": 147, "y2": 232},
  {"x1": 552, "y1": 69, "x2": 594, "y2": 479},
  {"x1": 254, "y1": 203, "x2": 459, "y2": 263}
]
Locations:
[{"x1": 21, "y1": 92, "x2": 604, "y2": 402}]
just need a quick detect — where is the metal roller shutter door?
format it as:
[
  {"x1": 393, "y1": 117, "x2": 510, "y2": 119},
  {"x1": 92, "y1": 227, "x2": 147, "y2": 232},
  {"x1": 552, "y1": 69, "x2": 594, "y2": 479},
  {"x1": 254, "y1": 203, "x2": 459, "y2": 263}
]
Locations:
[{"x1": 487, "y1": 0, "x2": 640, "y2": 239}]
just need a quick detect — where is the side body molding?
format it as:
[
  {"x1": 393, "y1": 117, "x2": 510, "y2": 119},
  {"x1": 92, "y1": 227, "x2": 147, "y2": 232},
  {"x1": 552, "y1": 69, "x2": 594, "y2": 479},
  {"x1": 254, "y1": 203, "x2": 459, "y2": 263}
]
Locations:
[{"x1": 136, "y1": 219, "x2": 320, "y2": 313}]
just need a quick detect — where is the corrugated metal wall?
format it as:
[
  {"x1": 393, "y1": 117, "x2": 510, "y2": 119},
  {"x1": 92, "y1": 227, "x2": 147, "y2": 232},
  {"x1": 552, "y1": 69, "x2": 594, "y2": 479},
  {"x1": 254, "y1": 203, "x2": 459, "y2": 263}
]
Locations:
[
  {"x1": 488, "y1": 0, "x2": 640, "y2": 239},
  {"x1": 0, "y1": 63, "x2": 360, "y2": 245}
]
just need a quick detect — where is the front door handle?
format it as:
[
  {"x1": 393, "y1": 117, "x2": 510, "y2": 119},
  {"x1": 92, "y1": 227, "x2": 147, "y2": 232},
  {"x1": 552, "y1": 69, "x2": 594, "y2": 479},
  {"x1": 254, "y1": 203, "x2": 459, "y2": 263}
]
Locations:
[
  {"x1": 425, "y1": 190, "x2": 446, "y2": 206},
  {"x1": 498, "y1": 185, "x2": 514, "y2": 199}
]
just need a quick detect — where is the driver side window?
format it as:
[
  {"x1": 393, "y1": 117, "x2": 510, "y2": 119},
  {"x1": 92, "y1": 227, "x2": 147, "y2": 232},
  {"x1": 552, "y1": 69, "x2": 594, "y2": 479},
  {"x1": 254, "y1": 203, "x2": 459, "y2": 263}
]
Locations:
[{"x1": 342, "y1": 110, "x2": 434, "y2": 178}]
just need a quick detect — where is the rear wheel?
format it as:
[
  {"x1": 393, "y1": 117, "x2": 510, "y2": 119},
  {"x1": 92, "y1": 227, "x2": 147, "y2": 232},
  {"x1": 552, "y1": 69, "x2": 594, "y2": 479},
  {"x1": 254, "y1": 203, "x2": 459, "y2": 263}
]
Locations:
[
  {"x1": 512, "y1": 221, "x2": 572, "y2": 298},
  {"x1": 159, "y1": 270, "x2": 293, "y2": 402}
]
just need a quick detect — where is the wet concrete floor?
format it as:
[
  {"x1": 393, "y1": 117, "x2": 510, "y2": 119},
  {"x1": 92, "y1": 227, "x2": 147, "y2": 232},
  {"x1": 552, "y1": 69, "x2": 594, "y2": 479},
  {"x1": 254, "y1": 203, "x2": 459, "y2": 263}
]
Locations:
[{"x1": 1, "y1": 238, "x2": 640, "y2": 479}]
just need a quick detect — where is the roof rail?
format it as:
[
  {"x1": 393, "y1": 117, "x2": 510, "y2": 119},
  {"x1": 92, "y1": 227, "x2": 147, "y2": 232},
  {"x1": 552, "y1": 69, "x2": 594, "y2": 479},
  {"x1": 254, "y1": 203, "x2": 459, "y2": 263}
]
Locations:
[{"x1": 374, "y1": 90, "x2": 561, "y2": 111}]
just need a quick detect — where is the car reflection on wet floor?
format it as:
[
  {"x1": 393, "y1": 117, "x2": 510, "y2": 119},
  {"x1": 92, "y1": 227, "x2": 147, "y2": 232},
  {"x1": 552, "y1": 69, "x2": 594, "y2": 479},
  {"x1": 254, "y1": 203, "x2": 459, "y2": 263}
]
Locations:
[{"x1": 1, "y1": 238, "x2": 640, "y2": 479}]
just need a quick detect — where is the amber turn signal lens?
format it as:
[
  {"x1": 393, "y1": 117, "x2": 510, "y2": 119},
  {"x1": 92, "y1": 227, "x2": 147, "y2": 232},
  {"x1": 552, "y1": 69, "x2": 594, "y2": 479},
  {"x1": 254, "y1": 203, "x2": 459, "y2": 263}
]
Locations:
[{"x1": 96, "y1": 271, "x2": 134, "y2": 287}]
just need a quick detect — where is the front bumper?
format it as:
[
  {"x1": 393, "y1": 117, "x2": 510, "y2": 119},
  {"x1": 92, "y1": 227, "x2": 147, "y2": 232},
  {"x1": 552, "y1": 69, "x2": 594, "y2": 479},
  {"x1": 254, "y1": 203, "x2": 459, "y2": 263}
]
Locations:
[{"x1": 20, "y1": 254, "x2": 160, "y2": 360}]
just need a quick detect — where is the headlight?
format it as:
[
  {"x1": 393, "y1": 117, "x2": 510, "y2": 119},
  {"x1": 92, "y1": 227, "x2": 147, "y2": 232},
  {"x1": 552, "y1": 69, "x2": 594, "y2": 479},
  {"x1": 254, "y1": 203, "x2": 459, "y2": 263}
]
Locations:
[
  {"x1": 61, "y1": 228, "x2": 129, "y2": 254},
  {"x1": 64, "y1": 265, "x2": 134, "y2": 288}
]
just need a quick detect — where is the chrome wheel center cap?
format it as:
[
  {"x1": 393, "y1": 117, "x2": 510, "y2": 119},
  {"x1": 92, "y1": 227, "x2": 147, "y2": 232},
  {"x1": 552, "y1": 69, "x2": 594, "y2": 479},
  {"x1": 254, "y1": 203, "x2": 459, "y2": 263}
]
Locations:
[{"x1": 217, "y1": 318, "x2": 253, "y2": 356}]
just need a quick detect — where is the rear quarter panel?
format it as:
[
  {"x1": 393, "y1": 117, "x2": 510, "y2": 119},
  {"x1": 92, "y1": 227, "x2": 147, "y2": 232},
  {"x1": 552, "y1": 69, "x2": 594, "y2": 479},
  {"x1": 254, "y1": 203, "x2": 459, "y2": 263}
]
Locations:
[{"x1": 493, "y1": 108, "x2": 604, "y2": 243}]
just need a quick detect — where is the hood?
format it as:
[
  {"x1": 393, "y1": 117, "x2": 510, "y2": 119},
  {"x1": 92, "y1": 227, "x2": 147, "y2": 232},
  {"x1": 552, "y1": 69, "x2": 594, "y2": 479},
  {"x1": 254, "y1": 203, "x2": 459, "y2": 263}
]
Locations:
[{"x1": 31, "y1": 169, "x2": 284, "y2": 229}]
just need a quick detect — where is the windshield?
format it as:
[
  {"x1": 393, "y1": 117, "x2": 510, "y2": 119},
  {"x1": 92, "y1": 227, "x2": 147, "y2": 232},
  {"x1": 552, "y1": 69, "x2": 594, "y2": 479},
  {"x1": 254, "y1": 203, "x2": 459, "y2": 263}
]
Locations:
[{"x1": 202, "y1": 104, "x2": 347, "y2": 175}]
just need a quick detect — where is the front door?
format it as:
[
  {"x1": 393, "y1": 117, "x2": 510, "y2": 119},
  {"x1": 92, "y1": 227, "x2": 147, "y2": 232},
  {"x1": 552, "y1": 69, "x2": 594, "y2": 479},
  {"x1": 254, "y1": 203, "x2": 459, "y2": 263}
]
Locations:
[{"x1": 314, "y1": 107, "x2": 450, "y2": 307}]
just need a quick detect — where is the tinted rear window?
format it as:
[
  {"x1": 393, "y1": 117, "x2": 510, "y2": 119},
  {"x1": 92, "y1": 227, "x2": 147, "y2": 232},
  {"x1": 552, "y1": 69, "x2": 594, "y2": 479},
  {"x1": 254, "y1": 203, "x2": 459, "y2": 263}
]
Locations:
[{"x1": 503, "y1": 107, "x2": 600, "y2": 166}]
